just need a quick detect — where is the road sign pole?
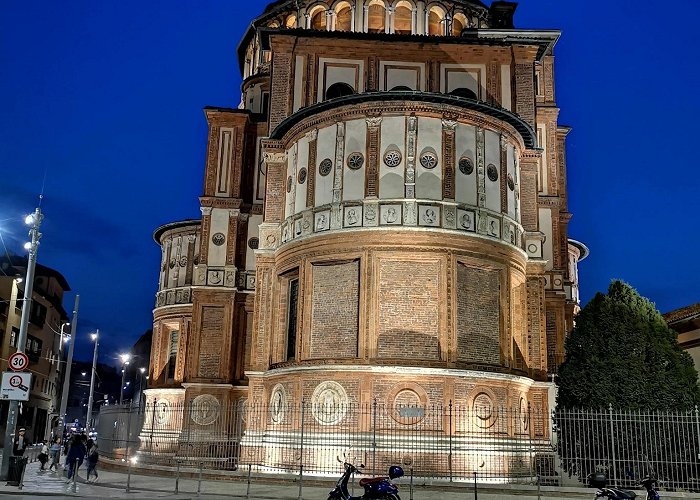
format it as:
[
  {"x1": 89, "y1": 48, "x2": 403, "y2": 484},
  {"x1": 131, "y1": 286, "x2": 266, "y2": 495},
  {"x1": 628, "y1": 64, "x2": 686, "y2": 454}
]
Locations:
[{"x1": 0, "y1": 207, "x2": 42, "y2": 481}]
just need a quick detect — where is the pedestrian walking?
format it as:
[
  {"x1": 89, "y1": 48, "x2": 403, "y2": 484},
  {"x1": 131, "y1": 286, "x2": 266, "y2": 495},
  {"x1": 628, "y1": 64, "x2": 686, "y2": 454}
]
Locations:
[
  {"x1": 38, "y1": 441, "x2": 49, "y2": 470},
  {"x1": 86, "y1": 439, "x2": 99, "y2": 482},
  {"x1": 49, "y1": 438, "x2": 62, "y2": 471},
  {"x1": 64, "y1": 435, "x2": 86, "y2": 482},
  {"x1": 12, "y1": 427, "x2": 30, "y2": 456}
]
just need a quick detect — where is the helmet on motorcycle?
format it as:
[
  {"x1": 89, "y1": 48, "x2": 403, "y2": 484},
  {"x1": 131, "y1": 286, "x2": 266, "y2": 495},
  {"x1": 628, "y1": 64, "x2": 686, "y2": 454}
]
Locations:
[{"x1": 388, "y1": 466, "x2": 404, "y2": 479}]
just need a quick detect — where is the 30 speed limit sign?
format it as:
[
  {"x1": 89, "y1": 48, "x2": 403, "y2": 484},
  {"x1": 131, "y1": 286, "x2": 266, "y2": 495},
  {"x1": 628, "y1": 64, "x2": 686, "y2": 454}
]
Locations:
[{"x1": 8, "y1": 352, "x2": 28, "y2": 372}]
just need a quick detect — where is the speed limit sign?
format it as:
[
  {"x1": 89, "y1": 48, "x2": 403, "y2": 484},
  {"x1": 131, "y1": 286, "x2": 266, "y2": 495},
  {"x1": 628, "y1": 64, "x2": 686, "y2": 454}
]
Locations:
[{"x1": 8, "y1": 352, "x2": 28, "y2": 372}]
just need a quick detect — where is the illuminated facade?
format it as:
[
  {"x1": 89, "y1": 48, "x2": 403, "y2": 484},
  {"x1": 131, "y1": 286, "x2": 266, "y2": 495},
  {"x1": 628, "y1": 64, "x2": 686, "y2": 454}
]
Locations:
[{"x1": 146, "y1": 0, "x2": 586, "y2": 475}]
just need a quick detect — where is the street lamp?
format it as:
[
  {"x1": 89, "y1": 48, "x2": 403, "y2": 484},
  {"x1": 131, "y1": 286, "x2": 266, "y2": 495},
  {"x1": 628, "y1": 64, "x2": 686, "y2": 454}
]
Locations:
[
  {"x1": 0, "y1": 207, "x2": 43, "y2": 480},
  {"x1": 119, "y1": 353, "x2": 131, "y2": 405},
  {"x1": 135, "y1": 367, "x2": 146, "y2": 409},
  {"x1": 85, "y1": 331, "x2": 99, "y2": 432}
]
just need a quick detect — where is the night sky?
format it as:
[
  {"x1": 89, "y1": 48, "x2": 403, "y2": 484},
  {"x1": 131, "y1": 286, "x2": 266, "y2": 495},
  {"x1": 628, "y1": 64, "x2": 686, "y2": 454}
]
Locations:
[{"x1": 1, "y1": 1, "x2": 699, "y2": 365}]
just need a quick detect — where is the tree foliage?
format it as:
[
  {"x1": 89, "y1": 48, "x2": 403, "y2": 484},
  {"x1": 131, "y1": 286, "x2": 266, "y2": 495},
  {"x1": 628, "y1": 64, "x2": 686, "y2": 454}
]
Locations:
[{"x1": 557, "y1": 280, "x2": 700, "y2": 411}]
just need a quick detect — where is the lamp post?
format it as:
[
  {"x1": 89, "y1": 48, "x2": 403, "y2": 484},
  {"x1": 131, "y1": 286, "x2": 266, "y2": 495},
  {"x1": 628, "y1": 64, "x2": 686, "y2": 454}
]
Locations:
[
  {"x1": 138, "y1": 367, "x2": 146, "y2": 408},
  {"x1": 1, "y1": 208, "x2": 42, "y2": 480},
  {"x1": 85, "y1": 330, "x2": 99, "y2": 432},
  {"x1": 119, "y1": 353, "x2": 131, "y2": 405}
]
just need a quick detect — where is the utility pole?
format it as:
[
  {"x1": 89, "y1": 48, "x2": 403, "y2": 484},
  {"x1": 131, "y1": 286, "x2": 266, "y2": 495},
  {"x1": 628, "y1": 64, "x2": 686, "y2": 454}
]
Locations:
[
  {"x1": 85, "y1": 330, "x2": 99, "y2": 432},
  {"x1": 58, "y1": 296, "x2": 80, "y2": 433},
  {"x1": 0, "y1": 207, "x2": 42, "y2": 480}
]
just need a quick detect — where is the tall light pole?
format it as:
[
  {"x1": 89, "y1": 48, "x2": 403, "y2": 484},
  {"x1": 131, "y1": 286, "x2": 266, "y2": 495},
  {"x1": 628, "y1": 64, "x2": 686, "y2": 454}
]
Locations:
[
  {"x1": 0, "y1": 208, "x2": 42, "y2": 480},
  {"x1": 85, "y1": 330, "x2": 99, "y2": 431},
  {"x1": 119, "y1": 354, "x2": 131, "y2": 405},
  {"x1": 58, "y1": 296, "x2": 80, "y2": 434}
]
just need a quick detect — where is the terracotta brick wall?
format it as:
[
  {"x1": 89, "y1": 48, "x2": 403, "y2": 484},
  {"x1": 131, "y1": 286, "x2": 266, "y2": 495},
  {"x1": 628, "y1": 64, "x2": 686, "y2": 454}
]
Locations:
[
  {"x1": 198, "y1": 306, "x2": 224, "y2": 378},
  {"x1": 377, "y1": 259, "x2": 440, "y2": 360},
  {"x1": 456, "y1": 263, "x2": 500, "y2": 365},
  {"x1": 309, "y1": 261, "x2": 360, "y2": 359}
]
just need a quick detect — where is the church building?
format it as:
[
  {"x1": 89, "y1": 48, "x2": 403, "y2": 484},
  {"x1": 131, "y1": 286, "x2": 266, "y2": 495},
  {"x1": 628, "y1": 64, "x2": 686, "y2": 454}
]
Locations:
[{"x1": 147, "y1": 0, "x2": 586, "y2": 464}]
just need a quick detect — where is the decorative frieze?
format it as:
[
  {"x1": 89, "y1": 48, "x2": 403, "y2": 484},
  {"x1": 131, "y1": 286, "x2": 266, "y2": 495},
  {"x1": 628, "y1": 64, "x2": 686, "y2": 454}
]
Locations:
[
  {"x1": 405, "y1": 114, "x2": 417, "y2": 198},
  {"x1": 333, "y1": 122, "x2": 345, "y2": 203}
]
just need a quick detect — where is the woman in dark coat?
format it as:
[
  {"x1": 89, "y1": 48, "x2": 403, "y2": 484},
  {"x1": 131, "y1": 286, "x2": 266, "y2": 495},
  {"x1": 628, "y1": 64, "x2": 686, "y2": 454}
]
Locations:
[{"x1": 65, "y1": 435, "x2": 86, "y2": 481}]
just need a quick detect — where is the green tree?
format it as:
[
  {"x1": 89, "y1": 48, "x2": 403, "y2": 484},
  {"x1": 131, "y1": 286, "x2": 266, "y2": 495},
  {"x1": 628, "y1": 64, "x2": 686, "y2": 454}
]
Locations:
[
  {"x1": 557, "y1": 280, "x2": 700, "y2": 410},
  {"x1": 555, "y1": 281, "x2": 700, "y2": 488}
]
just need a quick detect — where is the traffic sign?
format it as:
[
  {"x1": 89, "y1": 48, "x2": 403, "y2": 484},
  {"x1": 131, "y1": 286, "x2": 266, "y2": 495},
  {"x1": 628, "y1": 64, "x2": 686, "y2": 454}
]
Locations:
[
  {"x1": 0, "y1": 372, "x2": 31, "y2": 401},
  {"x1": 8, "y1": 352, "x2": 28, "y2": 372}
]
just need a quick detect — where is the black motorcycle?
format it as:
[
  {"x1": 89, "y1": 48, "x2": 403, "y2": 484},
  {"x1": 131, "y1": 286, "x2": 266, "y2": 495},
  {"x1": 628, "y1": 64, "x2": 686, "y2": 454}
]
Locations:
[
  {"x1": 327, "y1": 461, "x2": 403, "y2": 500},
  {"x1": 595, "y1": 476, "x2": 660, "y2": 500}
]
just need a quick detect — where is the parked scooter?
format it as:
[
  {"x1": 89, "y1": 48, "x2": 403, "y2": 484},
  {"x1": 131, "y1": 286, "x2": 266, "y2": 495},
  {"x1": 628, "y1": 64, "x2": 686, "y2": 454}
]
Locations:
[
  {"x1": 327, "y1": 461, "x2": 403, "y2": 500},
  {"x1": 595, "y1": 476, "x2": 660, "y2": 499}
]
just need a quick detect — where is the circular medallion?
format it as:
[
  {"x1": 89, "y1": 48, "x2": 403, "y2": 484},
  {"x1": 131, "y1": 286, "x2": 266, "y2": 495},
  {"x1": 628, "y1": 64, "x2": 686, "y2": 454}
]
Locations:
[
  {"x1": 527, "y1": 243, "x2": 538, "y2": 254},
  {"x1": 190, "y1": 394, "x2": 221, "y2": 426},
  {"x1": 286, "y1": 176, "x2": 293, "y2": 193},
  {"x1": 248, "y1": 237, "x2": 259, "y2": 250},
  {"x1": 346, "y1": 152, "x2": 364, "y2": 170},
  {"x1": 473, "y1": 392, "x2": 495, "y2": 428},
  {"x1": 169, "y1": 258, "x2": 176, "y2": 269},
  {"x1": 487, "y1": 164, "x2": 499, "y2": 182},
  {"x1": 155, "y1": 400, "x2": 169, "y2": 425},
  {"x1": 319, "y1": 158, "x2": 333, "y2": 176},
  {"x1": 179, "y1": 256, "x2": 188, "y2": 267},
  {"x1": 269, "y1": 384, "x2": 287, "y2": 424},
  {"x1": 458, "y1": 157, "x2": 474, "y2": 175},
  {"x1": 419, "y1": 152, "x2": 438, "y2": 169},
  {"x1": 212, "y1": 232, "x2": 226, "y2": 246},
  {"x1": 507, "y1": 173, "x2": 515, "y2": 191},
  {"x1": 311, "y1": 381, "x2": 348, "y2": 426},
  {"x1": 383, "y1": 149, "x2": 402, "y2": 167},
  {"x1": 297, "y1": 167, "x2": 307, "y2": 184}
]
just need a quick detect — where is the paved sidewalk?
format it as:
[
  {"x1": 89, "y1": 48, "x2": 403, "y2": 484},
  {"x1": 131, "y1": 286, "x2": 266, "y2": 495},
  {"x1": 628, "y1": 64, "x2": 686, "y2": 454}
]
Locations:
[{"x1": 3, "y1": 460, "x2": 700, "y2": 499}]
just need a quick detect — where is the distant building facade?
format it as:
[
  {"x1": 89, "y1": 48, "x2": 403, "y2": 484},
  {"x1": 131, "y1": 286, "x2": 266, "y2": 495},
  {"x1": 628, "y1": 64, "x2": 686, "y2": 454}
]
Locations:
[
  {"x1": 146, "y1": 0, "x2": 586, "y2": 474},
  {"x1": 0, "y1": 257, "x2": 70, "y2": 444},
  {"x1": 665, "y1": 303, "x2": 700, "y2": 373}
]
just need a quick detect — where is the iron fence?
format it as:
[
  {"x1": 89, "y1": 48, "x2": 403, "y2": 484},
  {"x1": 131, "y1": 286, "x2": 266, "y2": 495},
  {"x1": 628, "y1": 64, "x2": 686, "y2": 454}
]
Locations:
[{"x1": 95, "y1": 401, "x2": 700, "y2": 491}]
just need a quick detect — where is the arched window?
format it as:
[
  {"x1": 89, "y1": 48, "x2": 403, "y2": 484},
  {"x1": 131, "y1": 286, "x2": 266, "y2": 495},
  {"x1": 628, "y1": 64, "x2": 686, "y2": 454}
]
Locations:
[
  {"x1": 285, "y1": 14, "x2": 297, "y2": 28},
  {"x1": 390, "y1": 85, "x2": 413, "y2": 91},
  {"x1": 394, "y1": 2, "x2": 413, "y2": 35},
  {"x1": 368, "y1": 1, "x2": 386, "y2": 33},
  {"x1": 310, "y1": 7, "x2": 327, "y2": 30},
  {"x1": 428, "y1": 6, "x2": 445, "y2": 36},
  {"x1": 452, "y1": 13, "x2": 468, "y2": 36},
  {"x1": 325, "y1": 82, "x2": 355, "y2": 100},
  {"x1": 336, "y1": 4, "x2": 352, "y2": 31},
  {"x1": 450, "y1": 87, "x2": 477, "y2": 100}
]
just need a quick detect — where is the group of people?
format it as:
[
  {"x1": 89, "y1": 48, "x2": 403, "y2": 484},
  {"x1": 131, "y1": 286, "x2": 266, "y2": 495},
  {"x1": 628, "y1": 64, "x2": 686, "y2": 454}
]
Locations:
[{"x1": 29, "y1": 431, "x2": 100, "y2": 482}]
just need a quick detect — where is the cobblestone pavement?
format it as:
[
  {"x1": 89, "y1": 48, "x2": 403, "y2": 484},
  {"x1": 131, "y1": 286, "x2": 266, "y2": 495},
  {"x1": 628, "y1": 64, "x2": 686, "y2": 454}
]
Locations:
[{"x1": 2, "y1": 460, "x2": 700, "y2": 499}]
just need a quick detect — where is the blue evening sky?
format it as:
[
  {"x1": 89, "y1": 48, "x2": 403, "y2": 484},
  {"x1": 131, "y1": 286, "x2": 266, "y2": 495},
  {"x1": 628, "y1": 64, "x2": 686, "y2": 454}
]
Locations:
[{"x1": 1, "y1": 1, "x2": 699, "y2": 363}]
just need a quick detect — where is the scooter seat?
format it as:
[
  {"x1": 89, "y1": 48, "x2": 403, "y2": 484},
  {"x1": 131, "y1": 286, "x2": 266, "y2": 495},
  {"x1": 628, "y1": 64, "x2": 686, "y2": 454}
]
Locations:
[{"x1": 359, "y1": 477, "x2": 387, "y2": 487}]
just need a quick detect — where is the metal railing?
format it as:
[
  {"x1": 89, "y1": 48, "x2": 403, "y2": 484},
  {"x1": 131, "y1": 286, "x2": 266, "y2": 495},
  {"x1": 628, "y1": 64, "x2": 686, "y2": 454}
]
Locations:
[{"x1": 95, "y1": 401, "x2": 700, "y2": 491}]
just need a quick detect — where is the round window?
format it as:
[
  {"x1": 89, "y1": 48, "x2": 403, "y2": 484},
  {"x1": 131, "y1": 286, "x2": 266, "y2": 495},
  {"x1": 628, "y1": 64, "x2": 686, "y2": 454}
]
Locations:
[
  {"x1": 347, "y1": 152, "x2": 364, "y2": 170},
  {"x1": 487, "y1": 164, "x2": 498, "y2": 182},
  {"x1": 319, "y1": 158, "x2": 333, "y2": 176},
  {"x1": 383, "y1": 150, "x2": 402, "y2": 167}
]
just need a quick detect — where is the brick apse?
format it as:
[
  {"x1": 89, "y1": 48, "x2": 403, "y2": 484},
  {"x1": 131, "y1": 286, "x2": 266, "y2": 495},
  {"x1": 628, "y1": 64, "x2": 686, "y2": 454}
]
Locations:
[{"x1": 145, "y1": 0, "x2": 588, "y2": 478}]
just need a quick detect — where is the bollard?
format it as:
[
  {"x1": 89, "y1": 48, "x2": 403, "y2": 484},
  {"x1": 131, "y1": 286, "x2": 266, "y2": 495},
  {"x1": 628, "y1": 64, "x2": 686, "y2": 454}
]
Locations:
[
  {"x1": 473, "y1": 471, "x2": 477, "y2": 500},
  {"x1": 297, "y1": 464, "x2": 303, "y2": 500},
  {"x1": 197, "y1": 461, "x2": 203, "y2": 497},
  {"x1": 175, "y1": 460, "x2": 181, "y2": 494},
  {"x1": 409, "y1": 467, "x2": 413, "y2": 500},
  {"x1": 246, "y1": 464, "x2": 252, "y2": 499}
]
